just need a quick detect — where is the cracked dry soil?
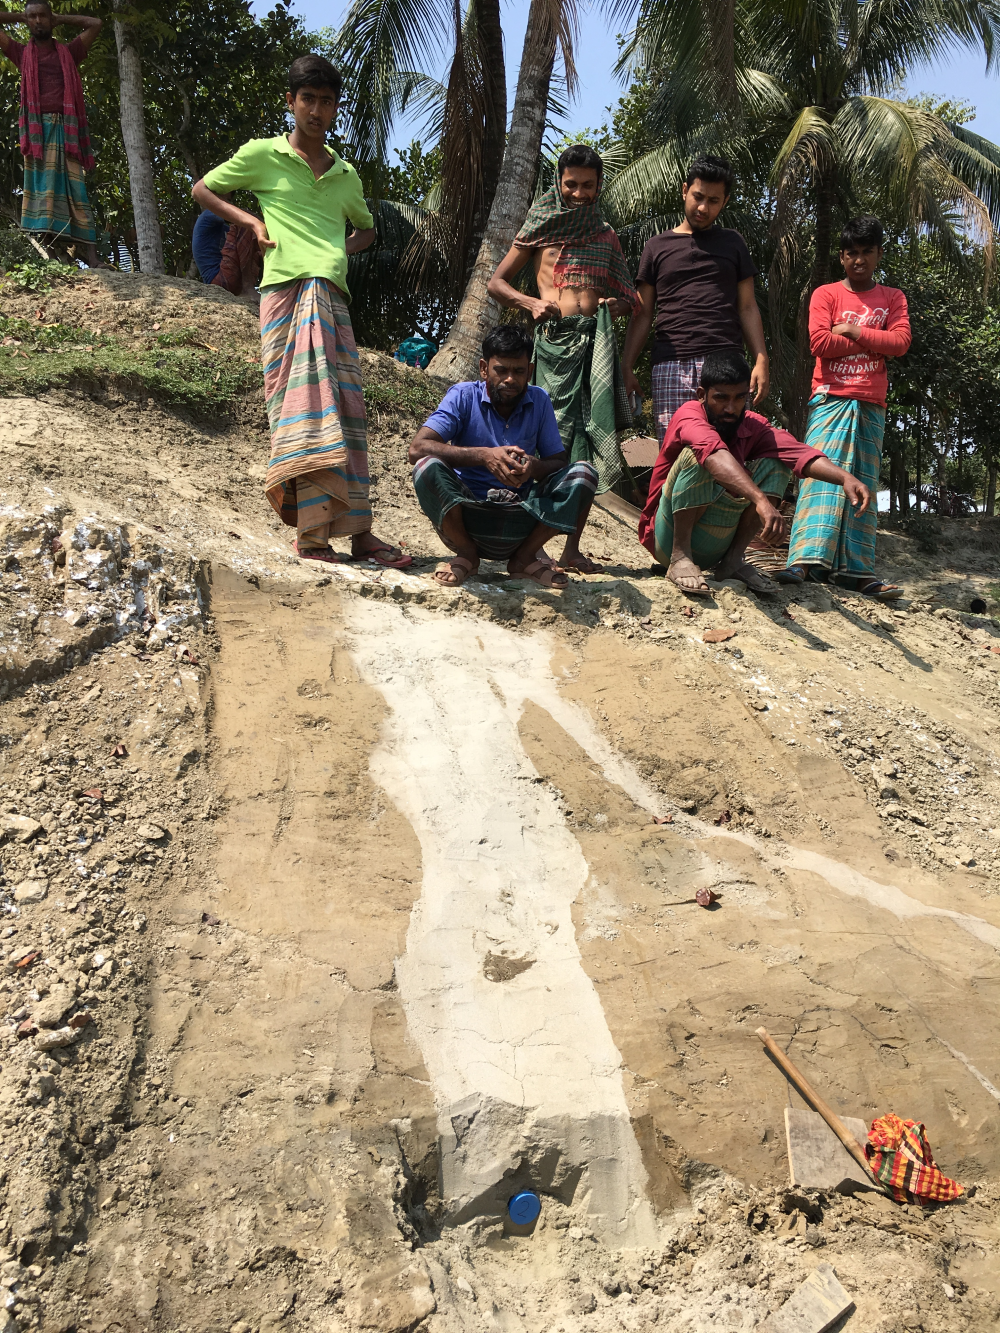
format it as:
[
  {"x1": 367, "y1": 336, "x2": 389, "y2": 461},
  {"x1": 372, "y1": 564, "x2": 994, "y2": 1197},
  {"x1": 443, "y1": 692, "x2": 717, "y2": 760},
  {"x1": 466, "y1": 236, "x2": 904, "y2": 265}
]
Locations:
[{"x1": 0, "y1": 272, "x2": 999, "y2": 1333}]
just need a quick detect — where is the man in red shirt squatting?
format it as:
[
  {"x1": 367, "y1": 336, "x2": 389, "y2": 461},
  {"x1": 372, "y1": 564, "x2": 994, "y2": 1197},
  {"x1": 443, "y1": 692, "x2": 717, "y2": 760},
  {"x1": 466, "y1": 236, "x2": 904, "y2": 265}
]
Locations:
[
  {"x1": 639, "y1": 350, "x2": 870, "y2": 597},
  {"x1": 777, "y1": 216, "x2": 911, "y2": 600},
  {"x1": 0, "y1": 0, "x2": 101, "y2": 267}
]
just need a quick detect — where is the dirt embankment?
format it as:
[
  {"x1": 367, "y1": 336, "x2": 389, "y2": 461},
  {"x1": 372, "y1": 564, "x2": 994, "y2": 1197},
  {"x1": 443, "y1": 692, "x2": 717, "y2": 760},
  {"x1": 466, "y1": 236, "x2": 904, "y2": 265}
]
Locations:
[{"x1": 0, "y1": 272, "x2": 999, "y2": 1333}]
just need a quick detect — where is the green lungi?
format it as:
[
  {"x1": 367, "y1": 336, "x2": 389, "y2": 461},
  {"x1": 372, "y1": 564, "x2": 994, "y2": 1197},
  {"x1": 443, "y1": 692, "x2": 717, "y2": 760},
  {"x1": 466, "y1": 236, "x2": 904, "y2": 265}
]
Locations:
[
  {"x1": 786, "y1": 393, "x2": 883, "y2": 575},
  {"x1": 532, "y1": 303, "x2": 631, "y2": 494},
  {"x1": 412, "y1": 457, "x2": 598, "y2": 560},
  {"x1": 652, "y1": 447, "x2": 791, "y2": 568},
  {"x1": 21, "y1": 112, "x2": 96, "y2": 244}
]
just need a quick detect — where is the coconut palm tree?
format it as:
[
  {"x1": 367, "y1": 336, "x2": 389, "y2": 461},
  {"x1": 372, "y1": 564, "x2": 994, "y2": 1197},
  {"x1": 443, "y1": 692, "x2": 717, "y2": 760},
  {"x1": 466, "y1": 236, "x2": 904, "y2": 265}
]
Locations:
[
  {"x1": 333, "y1": 0, "x2": 507, "y2": 300},
  {"x1": 606, "y1": 0, "x2": 1000, "y2": 426}
]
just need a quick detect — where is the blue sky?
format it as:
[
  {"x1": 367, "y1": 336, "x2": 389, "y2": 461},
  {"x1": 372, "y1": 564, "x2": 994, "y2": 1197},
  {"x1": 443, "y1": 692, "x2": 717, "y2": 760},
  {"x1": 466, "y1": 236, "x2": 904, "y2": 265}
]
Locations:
[{"x1": 278, "y1": 0, "x2": 1000, "y2": 153}]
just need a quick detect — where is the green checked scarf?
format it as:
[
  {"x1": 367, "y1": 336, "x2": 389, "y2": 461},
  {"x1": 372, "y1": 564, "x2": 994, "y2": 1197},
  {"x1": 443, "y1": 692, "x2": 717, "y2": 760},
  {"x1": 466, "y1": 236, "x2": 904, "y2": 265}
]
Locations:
[{"x1": 515, "y1": 186, "x2": 638, "y2": 308}]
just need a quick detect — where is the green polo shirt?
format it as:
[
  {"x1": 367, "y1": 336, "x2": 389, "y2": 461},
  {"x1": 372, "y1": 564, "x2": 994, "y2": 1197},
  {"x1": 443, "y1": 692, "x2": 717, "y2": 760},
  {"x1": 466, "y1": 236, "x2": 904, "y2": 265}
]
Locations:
[{"x1": 202, "y1": 135, "x2": 374, "y2": 297}]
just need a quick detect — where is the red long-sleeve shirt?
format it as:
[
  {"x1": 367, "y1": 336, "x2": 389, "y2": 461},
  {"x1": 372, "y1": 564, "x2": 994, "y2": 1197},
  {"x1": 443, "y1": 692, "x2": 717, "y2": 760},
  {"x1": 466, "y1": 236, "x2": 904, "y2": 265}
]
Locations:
[
  {"x1": 638, "y1": 401, "x2": 826, "y2": 554},
  {"x1": 809, "y1": 281, "x2": 911, "y2": 406}
]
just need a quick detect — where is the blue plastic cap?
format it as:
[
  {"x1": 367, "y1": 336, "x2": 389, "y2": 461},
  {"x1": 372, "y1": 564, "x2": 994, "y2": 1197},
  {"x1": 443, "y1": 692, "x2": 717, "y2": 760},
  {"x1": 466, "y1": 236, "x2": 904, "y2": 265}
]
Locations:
[{"x1": 508, "y1": 1190, "x2": 541, "y2": 1225}]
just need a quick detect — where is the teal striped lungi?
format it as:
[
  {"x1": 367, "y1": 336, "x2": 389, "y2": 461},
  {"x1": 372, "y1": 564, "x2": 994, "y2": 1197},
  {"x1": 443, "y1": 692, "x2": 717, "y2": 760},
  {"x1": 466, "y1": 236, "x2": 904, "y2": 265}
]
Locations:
[
  {"x1": 21, "y1": 112, "x2": 96, "y2": 244},
  {"x1": 652, "y1": 447, "x2": 790, "y2": 568},
  {"x1": 787, "y1": 392, "x2": 884, "y2": 575}
]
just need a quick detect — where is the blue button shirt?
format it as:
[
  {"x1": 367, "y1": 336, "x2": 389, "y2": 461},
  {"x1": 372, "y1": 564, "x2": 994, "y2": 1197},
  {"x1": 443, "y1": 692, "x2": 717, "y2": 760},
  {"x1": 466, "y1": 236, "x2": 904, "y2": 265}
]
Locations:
[{"x1": 421, "y1": 380, "x2": 566, "y2": 500}]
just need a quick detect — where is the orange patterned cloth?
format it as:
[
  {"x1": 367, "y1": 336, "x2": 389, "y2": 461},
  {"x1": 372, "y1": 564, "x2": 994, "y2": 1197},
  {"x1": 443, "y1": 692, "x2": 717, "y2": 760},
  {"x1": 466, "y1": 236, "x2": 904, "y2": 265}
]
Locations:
[{"x1": 866, "y1": 1113, "x2": 964, "y2": 1203}]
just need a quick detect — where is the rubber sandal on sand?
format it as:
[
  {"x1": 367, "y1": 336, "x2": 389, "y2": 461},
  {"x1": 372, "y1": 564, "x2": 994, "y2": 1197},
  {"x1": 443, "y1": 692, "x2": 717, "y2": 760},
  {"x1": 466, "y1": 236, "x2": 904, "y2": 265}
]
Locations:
[
  {"x1": 358, "y1": 542, "x2": 413, "y2": 569},
  {"x1": 294, "y1": 542, "x2": 351, "y2": 564},
  {"x1": 775, "y1": 564, "x2": 807, "y2": 585},
  {"x1": 509, "y1": 559, "x2": 568, "y2": 589},
  {"x1": 858, "y1": 579, "x2": 903, "y2": 602},
  {"x1": 433, "y1": 556, "x2": 475, "y2": 587},
  {"x1": 667, "y1": 568, "x2": 712, "y2": 597}
]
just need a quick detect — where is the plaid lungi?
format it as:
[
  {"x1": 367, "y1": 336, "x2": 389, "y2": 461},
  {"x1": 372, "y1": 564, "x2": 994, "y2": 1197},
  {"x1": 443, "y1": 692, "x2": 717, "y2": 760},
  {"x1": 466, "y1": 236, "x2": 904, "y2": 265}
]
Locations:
[
  {"x1": 533, "y1": 303, "x2": 632, "y2": 494},
  {"x1": 786, "y1": 392, "x2": 884, "y2": 575},
  {"x1": 21, "y1": 112, "x2": 95, "y2": 244},
  {"x1": 412, "y1": 457, "x2": 597, "y2": 560},
  {"x1": 261, "y1": 277, "x2": 370, "y2": 544},
  {"x1": 652, "y1": 447, "x2": 790, "y2": 568},
  {"x1": 866, "y1": 1113, "x2": 964, "y2": 1203},
  {"x1": 651, "y1": 356, "x2": 704, "y2": 443}
]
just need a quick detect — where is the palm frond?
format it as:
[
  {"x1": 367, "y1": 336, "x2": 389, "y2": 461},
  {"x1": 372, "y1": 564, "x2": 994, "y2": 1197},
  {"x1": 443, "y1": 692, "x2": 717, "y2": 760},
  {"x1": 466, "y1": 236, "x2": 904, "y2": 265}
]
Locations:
[{"x1": 333, "y1": 0, "x2": 450, "y2": 163}]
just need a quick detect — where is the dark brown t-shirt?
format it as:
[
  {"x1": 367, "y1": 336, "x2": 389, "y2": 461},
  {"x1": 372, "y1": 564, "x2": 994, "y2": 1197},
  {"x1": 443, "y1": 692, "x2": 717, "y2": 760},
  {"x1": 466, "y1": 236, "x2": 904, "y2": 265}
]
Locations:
[
  {"x1": 6, "y1": 36, "x2": 86, "y2": 113},
  {"x1": 636, "y1": 226, "x2": 757, "y2": 363}
]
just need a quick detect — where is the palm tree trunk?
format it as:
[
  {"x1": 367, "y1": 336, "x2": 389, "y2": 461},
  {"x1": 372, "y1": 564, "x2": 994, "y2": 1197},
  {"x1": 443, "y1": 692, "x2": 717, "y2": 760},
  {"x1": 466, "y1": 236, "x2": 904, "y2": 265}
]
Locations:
[
  {"x1": 427, "y1": 0, "x2": 558, "y2": 381},
  {"x1": 987, "y1": 461, "x2": 997, "y2": 516},
  {"x1": 113, "y1": 0, "x2": 164, "y2": 275},
  {"x1": 788, "y1": 170, "x2": 836, "y2": 436},
  {"x1": 477, "y1": 0, "x2": 505, "y2": 230}
]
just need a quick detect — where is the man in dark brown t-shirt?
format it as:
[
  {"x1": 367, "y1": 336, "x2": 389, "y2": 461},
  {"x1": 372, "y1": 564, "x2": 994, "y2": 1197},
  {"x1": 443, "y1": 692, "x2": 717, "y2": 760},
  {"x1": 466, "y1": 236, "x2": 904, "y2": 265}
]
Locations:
[{"x1": 622, "y1": 155, "x2": 769, "y2": 444}]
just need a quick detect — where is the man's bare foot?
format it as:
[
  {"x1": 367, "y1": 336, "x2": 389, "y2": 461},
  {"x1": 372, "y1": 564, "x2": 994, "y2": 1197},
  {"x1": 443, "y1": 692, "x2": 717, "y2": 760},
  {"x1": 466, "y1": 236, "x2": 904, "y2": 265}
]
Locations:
[
  {"x1": 433, "y1": 555, "x2": 478, "y2": 586},
  {"x1": 715, "y1": 555, "x2": 775, "y2": 595},
  {"x1": 667, "y1": 555, "x2": 711, "y2": 596},
  {"x1": 559, "y1": 550, "x2": 605, "y2": 574}
]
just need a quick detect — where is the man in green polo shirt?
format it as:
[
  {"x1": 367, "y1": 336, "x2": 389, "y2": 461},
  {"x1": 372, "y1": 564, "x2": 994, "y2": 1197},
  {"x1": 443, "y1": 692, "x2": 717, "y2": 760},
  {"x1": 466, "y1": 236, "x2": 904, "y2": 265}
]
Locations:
[{"x1": 192, "y1": 53, "x2": 411, "y2": 568}]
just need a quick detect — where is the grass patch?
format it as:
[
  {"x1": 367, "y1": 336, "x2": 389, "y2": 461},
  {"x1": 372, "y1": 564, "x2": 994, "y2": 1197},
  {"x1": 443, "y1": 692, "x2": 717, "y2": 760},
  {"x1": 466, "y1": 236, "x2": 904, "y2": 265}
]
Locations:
[
  {"x1": 0, "y1": 311, "x2": 261, "y2": 413},
  {"x1": 363, "y1": 374, "x2": 441, "y2": 418}
]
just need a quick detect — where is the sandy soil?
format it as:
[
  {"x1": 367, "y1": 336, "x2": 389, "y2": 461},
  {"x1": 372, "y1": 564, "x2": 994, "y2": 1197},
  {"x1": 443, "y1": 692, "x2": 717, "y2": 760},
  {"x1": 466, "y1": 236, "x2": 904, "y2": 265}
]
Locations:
[{"x1": 1, "y1": 272, "x2": 999, "y2": 1333}]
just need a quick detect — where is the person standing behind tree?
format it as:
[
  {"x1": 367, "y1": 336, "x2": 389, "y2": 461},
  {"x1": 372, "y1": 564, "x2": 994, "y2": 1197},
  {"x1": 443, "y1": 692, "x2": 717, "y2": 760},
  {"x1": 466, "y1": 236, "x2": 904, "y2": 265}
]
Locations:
[
  {"x1": 192, "y1": 54, "x2": 411, "y2": 569},
  {"x1": 777, "y1": 216, "x2": 910, "y2": 601},
  {"x1": 622, "y1": 155, "x2": 768, "y2": 442},
  {"x1": 0, "y1": 0, "x2": 101, "y2": 267}
]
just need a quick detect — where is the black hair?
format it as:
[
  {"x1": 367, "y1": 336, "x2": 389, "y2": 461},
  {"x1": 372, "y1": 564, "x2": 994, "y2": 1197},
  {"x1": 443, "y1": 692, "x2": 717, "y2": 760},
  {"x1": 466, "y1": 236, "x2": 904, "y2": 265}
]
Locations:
[
  {"x1": 685, "y1": 154, "x2": 734, "y2": 193},
  {"x1": 482, "y1": 324, "x2": 534, "y2": 363},
  {"x1": 557, "y1": 143, "x2": 604, "y2": 183},
  {"x1": 288, "y1": 54, "x2": 343, "y2": 101},
  {"x1": 701, "y1": 349, "x2": 751, "y2": 389},
  {"x1": 840, "y1": 215, "x2": 884, "y2": 250}
]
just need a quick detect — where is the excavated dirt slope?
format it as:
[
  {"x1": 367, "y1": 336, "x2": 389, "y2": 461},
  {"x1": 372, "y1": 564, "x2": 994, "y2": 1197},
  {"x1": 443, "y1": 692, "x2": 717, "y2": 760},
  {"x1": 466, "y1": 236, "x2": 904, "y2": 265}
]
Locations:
[{"x1": 1, "y1": 272, "x2": 999, "y2": 1333}]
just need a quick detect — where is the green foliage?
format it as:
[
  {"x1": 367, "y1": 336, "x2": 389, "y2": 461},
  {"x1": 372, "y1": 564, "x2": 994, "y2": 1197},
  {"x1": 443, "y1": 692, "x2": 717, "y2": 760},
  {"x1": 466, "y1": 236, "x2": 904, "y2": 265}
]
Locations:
[
  {"x1": 0, "y1": 259, "x2": 76, "y2": 292},
  {"x1": 906, "y1": 93, "x2": 977, "y2": 127},
  {"x1": 383, "y1": 140, "x2": 442, "y2": 207},
  {"x1": 0, "y1": 310, "x2": 260, "y2": 411},
  {"x1": 896, "y1": 513, "x2": 940, "y2": 553}
]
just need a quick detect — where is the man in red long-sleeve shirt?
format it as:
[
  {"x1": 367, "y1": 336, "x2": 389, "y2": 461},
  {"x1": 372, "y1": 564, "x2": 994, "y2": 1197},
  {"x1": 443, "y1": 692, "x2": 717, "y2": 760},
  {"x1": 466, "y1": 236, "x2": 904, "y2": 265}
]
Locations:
[
  {"x1": 639, "y1": 349, "x2": 869, "y2": 596},
  {"x1": 777, "y1": 216, "x2": 911, "y2": 600}
]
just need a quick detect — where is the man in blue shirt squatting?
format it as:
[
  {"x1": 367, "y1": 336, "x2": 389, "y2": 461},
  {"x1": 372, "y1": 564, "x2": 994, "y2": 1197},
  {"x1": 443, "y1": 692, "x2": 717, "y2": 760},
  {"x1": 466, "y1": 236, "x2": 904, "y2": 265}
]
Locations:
[{"x1": 408, "y1": 325, "x2": 599, "y2": 588}]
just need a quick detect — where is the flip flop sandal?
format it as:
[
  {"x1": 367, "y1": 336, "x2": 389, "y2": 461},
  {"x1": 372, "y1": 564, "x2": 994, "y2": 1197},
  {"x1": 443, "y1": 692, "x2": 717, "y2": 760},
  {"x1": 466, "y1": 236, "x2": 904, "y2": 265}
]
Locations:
[
  {"x1": 667, "y1": 570, "x2": 712, "y2": 598},
  {"x1": 774, "y1": 564, "x2": 808, "y2": 585},
  {"x1": 858, "y1": 579, "x2": 903, "y2": 602},
  {"x1": 294, "y1": 542, "x2": 351, "y2": 564},
  {"x1": 509, "y1": 558, "x2": 568, "y2": 589},
  {"x1": 433, "y1": 556, "x2": 475, "y2": 587},
  {"x1": 358, "y1": 543, "x2": 414, "y2": 569}
]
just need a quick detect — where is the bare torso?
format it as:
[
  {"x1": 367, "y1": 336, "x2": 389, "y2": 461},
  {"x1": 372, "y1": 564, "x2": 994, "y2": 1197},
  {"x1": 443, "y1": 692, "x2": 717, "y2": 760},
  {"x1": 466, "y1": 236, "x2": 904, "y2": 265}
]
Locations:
[{"x1": 533, "y1": 246, "x2": 601, "y2": 316}]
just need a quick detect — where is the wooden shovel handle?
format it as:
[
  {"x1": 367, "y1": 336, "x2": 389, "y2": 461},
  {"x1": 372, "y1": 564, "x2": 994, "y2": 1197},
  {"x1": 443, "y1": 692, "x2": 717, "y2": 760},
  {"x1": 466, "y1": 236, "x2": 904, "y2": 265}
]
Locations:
[{"x1": 755, "y1": 1025, "x2": 879, "y2": 1186}]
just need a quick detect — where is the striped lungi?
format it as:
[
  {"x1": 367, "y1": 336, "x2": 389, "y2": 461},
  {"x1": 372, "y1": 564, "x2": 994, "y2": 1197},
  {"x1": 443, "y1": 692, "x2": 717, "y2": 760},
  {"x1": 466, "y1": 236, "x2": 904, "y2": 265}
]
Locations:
[
  {"x1": 786, "y1": 392, "x2": 884, "y2": 575},
  {"x1": 652, "y1": 447, "x2": 790, "y2": 569},
  {"x1": 651, "y1": 356, "x2": 704, "y2": 443},
  {"x1": 21, "y1": 112, "x2": 95, "y2": 244},
  {"x1": 261, "y1": 277, "x2": 370, "y2": 544},
  {"x1": 533, "y1": 303, "x2": 631, "y2": 493},
  {"x1": 412, "y1": 457, "x2": 598, "y2": 560}
]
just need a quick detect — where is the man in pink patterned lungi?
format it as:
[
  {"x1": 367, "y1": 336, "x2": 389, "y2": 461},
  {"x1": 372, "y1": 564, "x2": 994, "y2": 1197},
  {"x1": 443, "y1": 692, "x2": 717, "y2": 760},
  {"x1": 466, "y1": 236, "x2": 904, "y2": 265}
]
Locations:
[{"x1": 621, "y1": 155, "x2": 769, "y2": 443}]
